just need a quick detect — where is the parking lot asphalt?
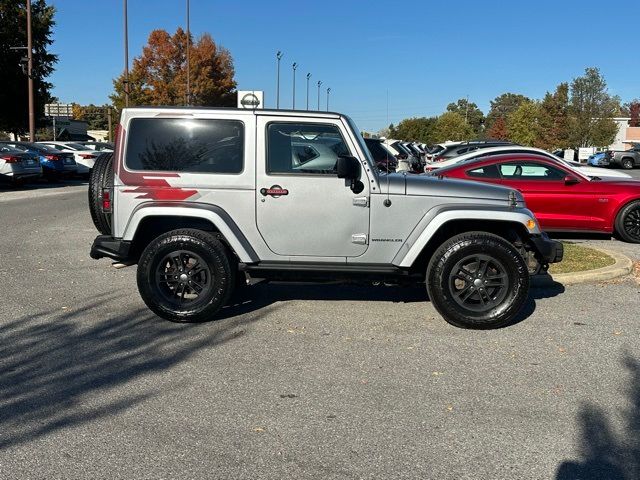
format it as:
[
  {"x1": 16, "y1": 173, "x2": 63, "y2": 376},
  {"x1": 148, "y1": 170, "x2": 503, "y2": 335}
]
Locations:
[{"x1": 1, "y1": 185, "x2": 639, "y2": 480}]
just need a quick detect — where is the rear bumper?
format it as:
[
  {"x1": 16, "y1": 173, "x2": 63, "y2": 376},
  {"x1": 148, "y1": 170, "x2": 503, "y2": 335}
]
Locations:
[
  {"x1": 90, "y1": 235, "x2": 131, "y2": 261},
  {"x1": 530, "y1": 233, "x2": 563, "y2": 264}
]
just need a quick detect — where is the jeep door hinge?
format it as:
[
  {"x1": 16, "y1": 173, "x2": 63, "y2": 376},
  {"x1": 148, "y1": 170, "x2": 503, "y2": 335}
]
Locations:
[
  {"x1": 351, "y1": 233, "x2": 368, "y2": 245},
  {"x1": 352, "y1": 196, "x2": 369, "y2": 207}
]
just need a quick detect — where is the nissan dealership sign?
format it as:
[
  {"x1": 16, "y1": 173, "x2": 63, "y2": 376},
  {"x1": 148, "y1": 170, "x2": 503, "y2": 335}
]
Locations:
[{"x1": 237, "y1": 90, "x2": 264, "y2": 109}]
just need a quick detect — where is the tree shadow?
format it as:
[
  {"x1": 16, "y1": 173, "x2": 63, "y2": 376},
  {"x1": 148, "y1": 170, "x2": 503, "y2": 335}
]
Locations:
[
  {"x1": 0, "y1": 295, "x2": 274, "y2": 450},
  {"x1": 556, "y1": 353, "x2": 639, "y2": 480}
]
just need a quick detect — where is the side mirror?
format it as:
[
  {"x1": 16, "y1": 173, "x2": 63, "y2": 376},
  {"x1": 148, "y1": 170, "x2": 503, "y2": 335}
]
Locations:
[
  {"x1": 336, "y1": 155, "x2": 361, "y2": 180},
  {"x1": 564, "y1": 175, "x2": 580, "y2": 185}
]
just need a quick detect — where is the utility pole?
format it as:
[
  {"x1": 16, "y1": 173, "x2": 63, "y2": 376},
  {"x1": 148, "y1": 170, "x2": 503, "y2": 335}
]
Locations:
[
  {"x1": 26, "y1": 0, "x2": 34, "y2": 140},
  {"x1": 123, "y1": 0, "x2": 130, "y2": 107},
  {"x1": 107, "y1": 108, "x2": 113, "y2": 142},
  {"x1": 306, "y1": 73, "x2": 311, "y2": 110},
  {"x1": 317, "y1": 80, "x2": 322, "y2": 111},
  {"x1": 465, "y1": 94, "x2": 469, "y2": 123},
  {"x1": 326, "y1": 87, "x2": 331, "y2": 112},
  {"x1": 186, "y1": 0, "x2": 190, "y2": 105},
  {"x1": 276, "y1": 51, "x2": 283, "y2": 109},
  {"x1": 291, "y1": 62, "x2": 297, "y2": 109}
]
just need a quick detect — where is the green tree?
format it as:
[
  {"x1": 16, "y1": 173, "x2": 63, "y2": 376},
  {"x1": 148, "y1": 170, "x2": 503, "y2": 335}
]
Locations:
[
  {"x1": 506, "y1": 101, "x2": 540, "y2": 146},
  {"x1": 392, "y1": 117, "x2": 437, "y2": 143},
  {"x1": 0, "y1": 0, "x2": 57, "y2": 137},
  {"x1": 446, "y1": 98, "x2": 485, "y2": 135},
  {"x1": 111, "y1": 28, "x2": 237, "y2": 109},
  {"x1": 568, "y1": 67, "x2": 619, "y2": 147},
  {"x1": 432, "y1": 112, "x2": 474, "y2": 143},
  {"x1": 486, "y1": 93, "x2": 530, "y2": 132},
  {"x1": 536, "y1": 83, "x2": 571, "y2": 150}
]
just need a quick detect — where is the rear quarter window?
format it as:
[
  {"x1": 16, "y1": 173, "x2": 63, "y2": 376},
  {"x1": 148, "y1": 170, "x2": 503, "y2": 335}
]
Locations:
[{"x1": 125, "y1": 118, "x2": 244, "y2": 173}]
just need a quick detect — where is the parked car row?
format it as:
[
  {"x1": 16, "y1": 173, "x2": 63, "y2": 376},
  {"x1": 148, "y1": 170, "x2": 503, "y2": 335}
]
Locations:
[{"x1": 0, "y1": 141, "x2": 113, "y2": 185}]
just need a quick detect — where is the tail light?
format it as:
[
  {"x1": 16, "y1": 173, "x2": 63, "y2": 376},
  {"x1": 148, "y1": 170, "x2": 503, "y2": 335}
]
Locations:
[
  {"x1": 434, "y1": 156, "x2": 444, "y2": 162},
  {"x1": 80, "y1": 154, "x2": 96, "y2": 159},
  {"x1": 102, "y1": 188, "x2": 112, "y2": 213},
  {"x1": 1, "y1": 155, "x2": 21, "y2": 163},
  {"x1": 44, "y1": 154, "x2": 60, "y2": 161}
]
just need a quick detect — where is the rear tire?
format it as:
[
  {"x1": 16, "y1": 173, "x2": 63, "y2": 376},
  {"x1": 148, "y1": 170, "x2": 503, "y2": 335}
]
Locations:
[
  {"x1": 622, "y1": 158, "x2": 634, "y2": 170},
  {"x1": 137, "y1": 229, "x2": 236, "y2": 323},
  {"x1": 426, "y1": 231, "x2": 530, "y2": 329},
  {"x1": 88, "y1": 153, "x2": 113, "y2": 234},
  {"x1": 615, "y1": 200, "x2": 640, "y2": 243}
]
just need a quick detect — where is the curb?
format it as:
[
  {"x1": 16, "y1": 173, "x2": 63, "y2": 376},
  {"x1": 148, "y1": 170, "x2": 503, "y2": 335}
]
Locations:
[{"x1": 532, "y1": 246, "x2": 633, "y2": 287}]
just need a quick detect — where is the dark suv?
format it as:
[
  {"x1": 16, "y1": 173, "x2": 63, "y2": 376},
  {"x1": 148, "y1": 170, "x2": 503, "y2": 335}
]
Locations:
[
  {"x1": 433, "y1": 140, "x2": 514, "y2": 162},
  {"x1": 364, "y1": 137, "x2": 398, "y2": 172}
]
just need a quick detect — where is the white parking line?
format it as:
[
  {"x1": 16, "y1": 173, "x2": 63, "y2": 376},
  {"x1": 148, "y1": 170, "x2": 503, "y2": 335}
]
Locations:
[{"x1": 0, "y1": 184, "x2": 87, "y2": 203}]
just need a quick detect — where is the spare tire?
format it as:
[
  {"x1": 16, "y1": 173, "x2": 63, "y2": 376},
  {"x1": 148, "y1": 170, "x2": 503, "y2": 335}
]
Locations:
[{"x1": 88, "y1": 152, "x2": 114, "y2": 234}]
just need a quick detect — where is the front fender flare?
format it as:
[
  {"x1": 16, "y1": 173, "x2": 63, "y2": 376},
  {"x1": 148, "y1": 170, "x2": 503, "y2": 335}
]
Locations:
[{"x1": 393, "y1": 206, "x2": 540, "y2": 268}]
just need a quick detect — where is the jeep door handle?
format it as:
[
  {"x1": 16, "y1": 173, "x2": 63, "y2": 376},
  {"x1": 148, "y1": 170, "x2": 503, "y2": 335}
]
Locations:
[{"x1": 260, "y1": 186, "x2": 289, "y2": 197}]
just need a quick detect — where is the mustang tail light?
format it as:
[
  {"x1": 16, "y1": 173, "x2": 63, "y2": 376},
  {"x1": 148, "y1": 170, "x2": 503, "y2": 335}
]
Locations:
[
  {"x1": 44, "y1": 154, "x2": 61, "y2": 161},
  {"x1": 1, "y1": 155, "x2": 21, "y2": 163}
]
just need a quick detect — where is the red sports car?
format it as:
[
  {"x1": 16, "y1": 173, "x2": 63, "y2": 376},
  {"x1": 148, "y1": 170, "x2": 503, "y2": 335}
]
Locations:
[{"x1": 432, "y1": 153, "x2": 640, "y2": 243}]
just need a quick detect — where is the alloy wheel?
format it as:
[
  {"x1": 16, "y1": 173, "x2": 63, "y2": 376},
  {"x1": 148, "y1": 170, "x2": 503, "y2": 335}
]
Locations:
[{"x1": 448, "y1": 254, "x2": 509, "y2": 313}]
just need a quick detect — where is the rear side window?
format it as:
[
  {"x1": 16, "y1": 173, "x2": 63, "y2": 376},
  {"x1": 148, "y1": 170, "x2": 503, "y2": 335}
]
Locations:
[
  {"x1": 125, "y1": 118, "x2": 244, "y2": 173},
  {"x1": 467, "y1": 164, "x2": 500, "y2": 178}
]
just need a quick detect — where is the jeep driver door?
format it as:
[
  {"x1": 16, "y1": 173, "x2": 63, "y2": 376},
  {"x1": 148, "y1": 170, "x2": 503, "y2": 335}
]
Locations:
[{"x1": 255, "y1": 118, "x2": 371, "y2": 258}]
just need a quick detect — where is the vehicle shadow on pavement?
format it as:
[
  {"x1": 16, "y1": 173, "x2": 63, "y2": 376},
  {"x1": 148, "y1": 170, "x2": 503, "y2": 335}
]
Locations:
[
  {"x1": 220, "y1": 280, "x2": 566, "y2": 328},
  {"x1": 0, "y1": 295, "x2": 274, "y2": 451},
  {"x1": 555, "y1": 353, "x2": 639, "y2": 480}
]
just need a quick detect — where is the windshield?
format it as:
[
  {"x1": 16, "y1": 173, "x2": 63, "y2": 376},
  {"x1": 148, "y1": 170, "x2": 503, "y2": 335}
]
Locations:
[{"x1": 345, "y1": 115, "x2": 377, "y2": 173}]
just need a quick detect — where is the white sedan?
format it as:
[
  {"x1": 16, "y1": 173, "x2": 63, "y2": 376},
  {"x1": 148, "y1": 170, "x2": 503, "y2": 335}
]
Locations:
[
  {"x1": 36, "y1": 141, "x2": 99, "y2": 175},
  {"x1": 425, "y1": 145, "x2": 632, "y2": 179}
]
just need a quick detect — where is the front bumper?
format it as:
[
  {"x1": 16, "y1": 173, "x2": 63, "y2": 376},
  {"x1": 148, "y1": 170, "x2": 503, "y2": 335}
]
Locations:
[
  {"x1": 529, "y1": 233, "x2": 563, "y2": 264},
  {"x1": 90, "y1": 235, "x2": 132, "y2": 261}
]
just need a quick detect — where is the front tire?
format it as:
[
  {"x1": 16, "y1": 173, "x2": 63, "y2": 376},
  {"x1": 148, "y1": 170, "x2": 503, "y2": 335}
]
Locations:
[
  {"x1": 137, "y1": 229, "x2": 236, "y2": 322},
  {"x1": 426, "y1": 232, "x2": 530, "y2": 329},
  {"x1": 615, "y1": 200, "x2": 640, "y2": 243}
]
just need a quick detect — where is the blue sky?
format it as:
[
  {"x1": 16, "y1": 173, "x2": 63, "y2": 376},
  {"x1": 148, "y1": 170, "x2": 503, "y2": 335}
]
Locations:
[{"x1": 49, "y1": 0, "x2": 639, "y2": 132}]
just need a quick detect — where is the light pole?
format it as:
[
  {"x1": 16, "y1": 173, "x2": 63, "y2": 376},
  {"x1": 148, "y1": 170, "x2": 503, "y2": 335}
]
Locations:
[
  {"x1": 186, "y1": 0, "x2": 190, "y2": 105},
  {"x1": 326, "y1": 87, "x2": 331, "y2": 112},
  {"x1": 317, "y1": 80, "x2": 322, "y2": 111},
  {"x1": 306, "y1": 73, "x2": 311, "y2": 110},
  {"x1": 26, "y1": 0, "x2": 34, "y2": 140},
  {"x1": 291, "y1": 62, "x2": 297, "y2": 109},
  {"x1": 123, "y1": 0, "x2": 129, "y2": 107},
  {"x1": 276, "y1": 51, "x2": 283, "y2": 109}
]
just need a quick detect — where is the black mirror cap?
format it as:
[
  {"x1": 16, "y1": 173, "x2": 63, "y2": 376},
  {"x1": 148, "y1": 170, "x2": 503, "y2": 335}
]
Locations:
[
  {"x1": 564, "y1": 175, "x2": 580, "y2": 185},
  {"x1": 336, "y1": 155, "x2": 361, "y2": 179}
]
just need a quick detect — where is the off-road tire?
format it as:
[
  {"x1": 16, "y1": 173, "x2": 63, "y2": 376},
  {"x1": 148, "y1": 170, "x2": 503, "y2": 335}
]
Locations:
[
  {"x1": 137, "y1": 229, "x2": 236, "y2": 322},
  {"x1": 615, "y1": 200, "x2": 640, "y2": 243},
  {"x1": 426, "y1": 231, "x2": 530, "y2": 329},
  {"x1": 88, "y1": 153, "x2": 113, "y2": 234},
  {"x1": 622, "y1": 158, "x2": 634, "y2": 170}
]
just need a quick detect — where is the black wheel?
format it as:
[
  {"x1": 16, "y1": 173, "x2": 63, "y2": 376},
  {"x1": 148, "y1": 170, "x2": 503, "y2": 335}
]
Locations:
[
  {"x1": 622, "y1": 158, "x2": 634, "y2": 170},
  {"x1": 426, "y1": 232, "x2": 530, "y2": 329},
  {"x1": 88, "y1": 153, "x2": 113, "y2": 234},
  {"x1": 137, "y1": 229, "x2": 236, "y2": 322},
  {"x1": 615, "y1": 200, "x2": 640, "y2": 243}
]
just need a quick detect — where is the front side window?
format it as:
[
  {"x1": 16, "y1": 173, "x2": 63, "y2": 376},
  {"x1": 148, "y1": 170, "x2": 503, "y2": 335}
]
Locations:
[
  {"x1": 498, "y1": 162, "x2": 565, "y2": 180},
  {"x1": 267, "y1": 123, "x2": 350, "y2": 174},
  {"x1": 125, "y1": 118, "x2": 244, "y2": 173}
]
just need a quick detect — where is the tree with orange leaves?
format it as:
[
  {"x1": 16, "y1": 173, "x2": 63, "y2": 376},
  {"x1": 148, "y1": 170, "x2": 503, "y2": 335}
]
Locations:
[{"x1": 110, "y1": 28, "x2": 236, "y2": 109}]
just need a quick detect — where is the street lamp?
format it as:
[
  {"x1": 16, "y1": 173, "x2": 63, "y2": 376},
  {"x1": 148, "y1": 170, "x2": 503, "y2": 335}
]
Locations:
[
  {"x1": 306, "y1": 73, "x2": 311, "y2": 110},
  {"x1": 317, "y1": 80, "x2": 322, "y2": 111},
  {"x1": 326, "y1": 87, "x2": 331, "y2": 112},
  {"x1": 26, "y1": 0, "x2": 34, "y2": 139},
  {"x1": 276, "y1": 51, "x2": 283, "y2": 109},
  {"x1": 292, "y1": 62, "x2": 297, "y2": 109},
  {"x1": 123, "y1": 0, "x2": 129, "y2": 107},
  {"x1": 186, "y1": 0, "x2": 190, "y2": 105}
]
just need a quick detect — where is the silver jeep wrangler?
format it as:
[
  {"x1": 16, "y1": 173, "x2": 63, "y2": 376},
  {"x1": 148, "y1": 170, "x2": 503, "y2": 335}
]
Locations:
[{"x1": 89, "y1": 107, "x2": 562, "y2": 329}]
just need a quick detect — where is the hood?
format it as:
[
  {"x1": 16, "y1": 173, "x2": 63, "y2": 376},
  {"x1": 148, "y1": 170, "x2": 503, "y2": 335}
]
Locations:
[
  {"x1": 378, "y1": 173, "x2": 525, "y2": 206},
  {"x1": 590, "y1": 178, "x2": 640, "y2": 189}
]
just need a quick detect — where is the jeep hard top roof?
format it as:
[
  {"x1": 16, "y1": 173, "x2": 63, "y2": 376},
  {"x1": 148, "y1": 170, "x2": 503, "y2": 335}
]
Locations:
[{"x1": 120, "y1": 106, "x2": 344, "y2": 120}]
